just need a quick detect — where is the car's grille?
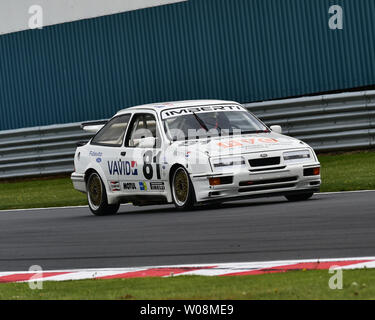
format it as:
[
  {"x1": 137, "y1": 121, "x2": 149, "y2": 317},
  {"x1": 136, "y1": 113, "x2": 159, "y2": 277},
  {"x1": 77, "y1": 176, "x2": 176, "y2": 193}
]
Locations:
[
  {"x1": 249, "y1": 166, "x2": 286, "y2": 172},
  {"x1": 239, "y1": 183, "x2": 296, "y2": 193},
  {"x1": 239, "y1": 176, "x2": 298, "y2": 187},
  {"x1": 249, "y1": 157, "x2": 280, "y2": 167},
  {"x1": 238, "y1": 176, "x2": 298, "y2": 193}
]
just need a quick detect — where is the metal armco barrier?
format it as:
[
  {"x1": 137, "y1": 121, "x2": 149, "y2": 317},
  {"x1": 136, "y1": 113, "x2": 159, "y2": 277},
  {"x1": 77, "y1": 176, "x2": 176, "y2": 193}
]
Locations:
[
  {"x1": 0, "y1": 91, "x2": 374, "y2": 179},
  {"x1": 0, "y1": 123, "x2": 94, "y2": 179},
  {"x1": 245, "y1": 90, "x2": 375, "y2": 152}
]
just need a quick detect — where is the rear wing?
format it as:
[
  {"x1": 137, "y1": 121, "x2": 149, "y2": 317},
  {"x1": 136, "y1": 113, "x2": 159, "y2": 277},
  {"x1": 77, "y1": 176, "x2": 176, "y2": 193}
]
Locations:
[{"x1": 81, "y1": 120, "x2": 108, "y2": 133}]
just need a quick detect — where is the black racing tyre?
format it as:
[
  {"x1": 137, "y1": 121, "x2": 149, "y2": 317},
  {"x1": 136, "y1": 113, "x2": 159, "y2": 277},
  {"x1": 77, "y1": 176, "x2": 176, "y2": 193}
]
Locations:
[
  {"x1": 86, "y1": 172, "x2": 120, "y2": 216},
  {"x1": 285, "y1": 192, "x2": 314, "y2": 202},
  {"x1": 171, "y1": 166, "x2": 196, "y2": 210}
]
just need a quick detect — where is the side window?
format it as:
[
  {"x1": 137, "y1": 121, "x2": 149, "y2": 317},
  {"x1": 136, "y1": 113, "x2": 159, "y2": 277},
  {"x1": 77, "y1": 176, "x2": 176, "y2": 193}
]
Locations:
[
  {"x1": 91, "y1": 114, "x2": 131, "y2": 147},
  {"x1": 125, "y1": 113, "x2": 160, "y2": 148}
]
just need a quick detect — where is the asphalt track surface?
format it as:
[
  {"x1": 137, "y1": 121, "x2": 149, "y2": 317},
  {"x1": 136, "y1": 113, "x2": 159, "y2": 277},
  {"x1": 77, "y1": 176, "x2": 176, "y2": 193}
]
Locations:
[{"x1": 0, "y1": 191, "x2": 374, "y2": 271}]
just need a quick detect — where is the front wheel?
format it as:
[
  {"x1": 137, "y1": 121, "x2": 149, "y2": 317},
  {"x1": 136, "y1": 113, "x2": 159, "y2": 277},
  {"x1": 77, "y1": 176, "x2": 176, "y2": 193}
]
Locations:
[
  {"x1": 171, "y1": 166, "x2": 195, "y2": 210},
  {"x1": 285, "y1": 192, "x2": 314, "y2": 202},
  {"x1": 87, "y1": 172, "x2": 120, "y2": 216}
]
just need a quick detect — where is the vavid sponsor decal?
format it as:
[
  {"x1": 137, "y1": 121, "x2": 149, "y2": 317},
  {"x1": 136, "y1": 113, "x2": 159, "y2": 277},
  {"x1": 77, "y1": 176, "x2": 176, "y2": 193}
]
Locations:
[{"x1": 108, "y1": 161, "x2": 138, "y2": 176}]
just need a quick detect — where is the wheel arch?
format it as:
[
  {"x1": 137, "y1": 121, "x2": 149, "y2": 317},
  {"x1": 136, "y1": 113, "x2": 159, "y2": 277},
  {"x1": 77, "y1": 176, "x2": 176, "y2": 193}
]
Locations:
[
  {"x1": 84, "y1": 164, "x2": 107, "y2": 190},
  {"x1": 84, "y1": 168, "x2": 97, "y2": 184},
  {"x1": 168, "y1": 163, "x2": 184, "y2": 186},
  {"x1": 168, "y1": 163, "x2": 197, "y2": 207}
]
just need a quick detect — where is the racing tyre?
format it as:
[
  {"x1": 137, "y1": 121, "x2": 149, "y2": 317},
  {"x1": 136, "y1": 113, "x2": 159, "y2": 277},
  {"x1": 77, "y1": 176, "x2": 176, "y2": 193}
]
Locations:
[
  {"x1": 87, "y1": 172, "x2": 120, "y2": 216},
  {"x1": 171, "y1": 166, "x2": 195, "y2": 210},
  {"x1": 285, "y1": 192, "x2": 314, "y2": 202}
]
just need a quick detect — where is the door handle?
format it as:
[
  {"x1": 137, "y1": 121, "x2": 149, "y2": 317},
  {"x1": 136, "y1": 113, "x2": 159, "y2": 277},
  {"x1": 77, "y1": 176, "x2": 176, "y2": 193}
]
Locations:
[{"x1": 120, "y1": 151, "x2": 126, "y2": 156}]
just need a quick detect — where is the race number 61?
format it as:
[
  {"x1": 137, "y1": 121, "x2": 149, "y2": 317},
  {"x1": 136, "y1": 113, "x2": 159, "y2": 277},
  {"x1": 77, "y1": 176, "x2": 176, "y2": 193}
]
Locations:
[{"x1": 143, "y1": 151, "x2": 162, "y2": 180}]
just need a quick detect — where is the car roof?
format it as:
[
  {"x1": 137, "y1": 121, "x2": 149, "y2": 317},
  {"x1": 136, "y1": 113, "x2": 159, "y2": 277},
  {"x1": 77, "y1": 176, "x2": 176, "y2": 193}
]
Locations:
[{"x1": 115, "y1": 99, "x2": 240, "y2": 115}]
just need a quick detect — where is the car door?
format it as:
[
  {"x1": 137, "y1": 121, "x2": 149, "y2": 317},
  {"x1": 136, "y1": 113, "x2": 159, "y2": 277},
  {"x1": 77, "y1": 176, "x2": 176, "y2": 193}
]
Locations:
[
  {"x1": 121, "y1": 111, "x2": 165, "y2": 194},
  {"x1": 89, "y1": 114, "x2": 131, "y2": 192}
]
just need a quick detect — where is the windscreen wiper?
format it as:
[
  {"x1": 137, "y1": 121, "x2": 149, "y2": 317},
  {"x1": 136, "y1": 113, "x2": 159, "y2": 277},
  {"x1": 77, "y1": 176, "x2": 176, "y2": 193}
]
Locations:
[
  {"x1": 241, "y1": 129, "x2": 270, "y2": 134},
  {"x1": 191, "y1": 112, "x2": 209, "y2": 131}
]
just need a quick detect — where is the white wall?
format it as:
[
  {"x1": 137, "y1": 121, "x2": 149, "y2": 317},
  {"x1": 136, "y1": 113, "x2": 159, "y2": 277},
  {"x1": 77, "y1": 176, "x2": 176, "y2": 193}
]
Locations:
[{"x1": 0, "y1": 0, "x2": 186, "y2": 35}]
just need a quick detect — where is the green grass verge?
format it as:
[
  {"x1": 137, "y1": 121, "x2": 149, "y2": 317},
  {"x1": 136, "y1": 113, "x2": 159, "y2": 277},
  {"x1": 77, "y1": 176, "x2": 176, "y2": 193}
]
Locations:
[
  {"x1": 0, "y1": 269, "x2": 374, "y2": 300},
  {"x1": 319, "y1": 150, "x2": 375, "y2": 192},
  {"x1": 0, "y1": 150, "x2": 374, "y2": 210},
  {"x1": 0, "y1": 177, "x2": 87, "y2": 210}
]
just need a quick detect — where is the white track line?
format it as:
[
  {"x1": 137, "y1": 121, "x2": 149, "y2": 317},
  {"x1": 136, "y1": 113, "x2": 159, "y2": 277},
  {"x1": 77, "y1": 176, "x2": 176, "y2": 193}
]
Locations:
[
  {"x1": 317, "y1": 190, "x2": 375, "y2": 195},
  {"x1": 1, "y1": 190, "x2": 374, "y2": 212},
  {"x1": 0, "y1": 203, "x2": 131, "y2": 212},
  {"x1": 0, "y1": 205, "x2": 88, "y2": 212}
]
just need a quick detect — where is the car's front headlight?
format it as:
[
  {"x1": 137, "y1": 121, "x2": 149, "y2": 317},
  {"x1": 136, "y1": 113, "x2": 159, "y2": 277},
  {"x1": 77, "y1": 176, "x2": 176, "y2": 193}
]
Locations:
[
  {"x1": 211, "y1": 156, "x2": 246, "y2": 172},
  {"x1": 283, "y1": 150, "x2": 311, "y2": 164}
]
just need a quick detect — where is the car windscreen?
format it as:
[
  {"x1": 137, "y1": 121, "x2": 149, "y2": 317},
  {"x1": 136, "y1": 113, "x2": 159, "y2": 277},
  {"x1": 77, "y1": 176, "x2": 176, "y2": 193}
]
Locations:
[{"x1": 163, "y1": 110, "x2": 268, "y2": 141}]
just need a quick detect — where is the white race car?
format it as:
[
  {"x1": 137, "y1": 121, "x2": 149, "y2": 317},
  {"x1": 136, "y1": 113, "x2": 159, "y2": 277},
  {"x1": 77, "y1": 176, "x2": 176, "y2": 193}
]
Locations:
[{"x1": 71, "y1": 100, "x2": 321, "y2": 215}]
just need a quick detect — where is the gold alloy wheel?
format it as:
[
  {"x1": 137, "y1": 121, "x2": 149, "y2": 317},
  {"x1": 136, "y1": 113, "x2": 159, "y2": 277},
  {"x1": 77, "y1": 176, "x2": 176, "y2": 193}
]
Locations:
[
  {"x1": 88, "y1": 173, "x2": 102, "y2": 210},
  {"x1": 173, "y1": 168, "x2": 189, "y2": 206}
]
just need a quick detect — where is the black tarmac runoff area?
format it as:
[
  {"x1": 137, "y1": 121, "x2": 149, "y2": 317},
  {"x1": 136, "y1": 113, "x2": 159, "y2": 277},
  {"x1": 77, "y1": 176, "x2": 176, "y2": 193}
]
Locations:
[{"x1": 0, "y1": 191, "x2": 374, "y2": 271}]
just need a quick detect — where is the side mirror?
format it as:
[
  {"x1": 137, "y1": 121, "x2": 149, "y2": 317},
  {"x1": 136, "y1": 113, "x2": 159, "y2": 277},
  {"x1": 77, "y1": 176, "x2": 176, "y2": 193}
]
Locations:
[
  {"x1": 138, "y1": 137, "x2": 156, "y2": 148},
  {"x1": 270, "y1": 125, "x2": 282, "y2": 134}
]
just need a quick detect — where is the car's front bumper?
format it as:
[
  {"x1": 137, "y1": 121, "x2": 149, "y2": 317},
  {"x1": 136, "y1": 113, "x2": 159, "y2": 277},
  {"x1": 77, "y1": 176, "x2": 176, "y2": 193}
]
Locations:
[{"x1": 190, "y1": 163, "x2": 321, "y2": 203}]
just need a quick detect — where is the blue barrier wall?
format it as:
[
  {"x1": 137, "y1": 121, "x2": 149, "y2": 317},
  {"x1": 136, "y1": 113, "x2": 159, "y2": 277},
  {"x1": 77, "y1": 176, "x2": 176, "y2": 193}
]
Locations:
[{"x1": 0, "y1": 0, "x2": 374, "y2": 130}]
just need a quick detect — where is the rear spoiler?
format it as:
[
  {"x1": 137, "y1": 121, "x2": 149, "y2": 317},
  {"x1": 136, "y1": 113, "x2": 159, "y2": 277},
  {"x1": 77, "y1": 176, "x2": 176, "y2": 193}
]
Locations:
[{"x1": 81, "y1": 120, "x2": 108, "y2": 133}]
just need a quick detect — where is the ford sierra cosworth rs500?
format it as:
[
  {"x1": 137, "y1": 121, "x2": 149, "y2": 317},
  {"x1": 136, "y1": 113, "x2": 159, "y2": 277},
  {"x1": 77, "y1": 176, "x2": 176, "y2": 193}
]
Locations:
[{"x1": 71, "y1": 100, "x2": 321, "y2": 215}]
